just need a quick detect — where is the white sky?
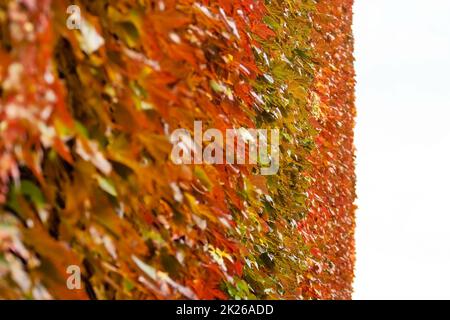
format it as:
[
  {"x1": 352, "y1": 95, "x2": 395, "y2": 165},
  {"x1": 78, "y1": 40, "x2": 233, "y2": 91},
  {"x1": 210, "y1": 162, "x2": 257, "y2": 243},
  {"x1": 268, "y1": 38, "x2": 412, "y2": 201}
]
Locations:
[{"x1": 353, "y1": 0, "x2": 450, "y2": 299}]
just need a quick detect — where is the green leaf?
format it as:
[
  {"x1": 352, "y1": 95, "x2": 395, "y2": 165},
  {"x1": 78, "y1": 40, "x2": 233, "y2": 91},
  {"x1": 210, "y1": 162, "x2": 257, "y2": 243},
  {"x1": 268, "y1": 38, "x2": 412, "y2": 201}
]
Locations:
[{"x1": 97, "y1": 176, "x2": 118, "y2": 197}]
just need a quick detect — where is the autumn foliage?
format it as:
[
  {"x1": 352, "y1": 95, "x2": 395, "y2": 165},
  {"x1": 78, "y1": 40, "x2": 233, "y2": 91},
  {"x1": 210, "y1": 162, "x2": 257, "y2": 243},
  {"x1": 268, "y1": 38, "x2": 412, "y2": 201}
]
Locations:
[{"x1": 0, "y1": 0, "x2": 355, "y2": 299}]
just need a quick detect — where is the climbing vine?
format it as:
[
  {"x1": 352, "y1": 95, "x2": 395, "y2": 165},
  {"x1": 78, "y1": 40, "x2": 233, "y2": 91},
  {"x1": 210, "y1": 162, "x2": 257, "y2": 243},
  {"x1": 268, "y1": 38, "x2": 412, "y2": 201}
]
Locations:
[{"x1": 0, "y1": 0, "x2": 355, "y2": 300}]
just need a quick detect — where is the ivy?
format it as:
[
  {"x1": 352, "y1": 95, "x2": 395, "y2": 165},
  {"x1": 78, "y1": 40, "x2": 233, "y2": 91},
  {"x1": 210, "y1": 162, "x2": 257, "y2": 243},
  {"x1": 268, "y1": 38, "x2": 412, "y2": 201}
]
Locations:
[{"x1": 0, "y1": 0, "x2": 355, "y2": 300}]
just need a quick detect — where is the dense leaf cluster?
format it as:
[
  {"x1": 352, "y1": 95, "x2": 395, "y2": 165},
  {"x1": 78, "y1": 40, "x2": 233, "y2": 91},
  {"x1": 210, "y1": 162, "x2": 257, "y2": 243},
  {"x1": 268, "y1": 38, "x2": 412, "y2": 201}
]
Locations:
[{"x1": 0, "y1": 0, "x2": 355, "y2": 299}]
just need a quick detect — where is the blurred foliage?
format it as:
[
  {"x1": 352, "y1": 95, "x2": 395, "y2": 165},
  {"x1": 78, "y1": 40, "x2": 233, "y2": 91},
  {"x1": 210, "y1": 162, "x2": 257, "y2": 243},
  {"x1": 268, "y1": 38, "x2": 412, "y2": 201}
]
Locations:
[{"x1": 0, "y1": 0, "x2": 355, "y2": 299}]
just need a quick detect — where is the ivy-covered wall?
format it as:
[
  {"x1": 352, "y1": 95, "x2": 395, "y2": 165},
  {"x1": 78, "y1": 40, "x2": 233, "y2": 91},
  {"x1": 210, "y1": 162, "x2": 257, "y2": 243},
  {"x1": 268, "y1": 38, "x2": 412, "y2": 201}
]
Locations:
[{"x1": 0, "y1": 0, "x2": 355, "y2": 299}]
